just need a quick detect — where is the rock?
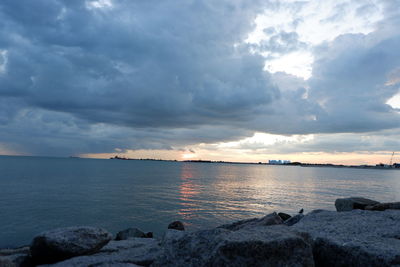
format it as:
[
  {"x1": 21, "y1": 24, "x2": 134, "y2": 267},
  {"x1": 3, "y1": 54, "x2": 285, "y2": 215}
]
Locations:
[
  {"x1": 167, "y1": 221, "x2": 184, "y2": 231},
  {"x1": 335, "y1": 197, "x2": 379, "y2": 211},
  {"x1": 0, "y1": 247, "x2": 31, "y2": 257},
  {"x1": 93, "y1": 263, "x2": 141, "y2": 267},
  {"x1": 162, "y1": 229, "x2": 186, "y2": 247},
  {"x1": 92, "y1": 263, "x2": 141, "y2": 267},
  {"x1": 284, "y1": 214, "x2": 304, "y2": 226},
  {"x1": 218, "y1": 212, "x2": 283, "y2": 231},
  {"x1": 43, "y1": 238, "x2": 161, "y2": 267},
  {"x1": 115, "y1": 228, "x2": 146, "y2": 240},
  {"x1": 278, "y1": 212, "x2": 292, "y2": 221},
  {"x1": 365, "y1": 202, "x2": 400, "y2": 211},
  {"x1": 145, "y1": 232, "x2": 153, "y2": 238},
  {"x1": 0, "y1": 255, "x2": 22, "y2": 267},
  {"x1": 30, "y1": 226, "x2": 112, "y2": 265},
  {"x1": 292, "y1": 209, "x2": 400, "y2": 266},
  {"x1": 0, "y1": 247, "x2": 32, "y2": 267},
  {"x1": 153, "y1": 225, "x2": 314, "y2": 266}
]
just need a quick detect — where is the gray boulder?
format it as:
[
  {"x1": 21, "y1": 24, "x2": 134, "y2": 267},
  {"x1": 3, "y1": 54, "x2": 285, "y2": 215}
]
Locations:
[
  {"x1": 0, "y1": 255, "x2": 23, "y2": 267},
  {"x1": 92, "y1": 264, "x2": 141, "y2": 267},
  {"x1": 115, "y1": 228, "x2": 146, "y2": 240},
  {"x1": 335, "y1": 197, "x2": 379, "y2": 211},
  {"x1": 167, "y1": 221, "x2": 184, "y2": 231},
  {"x1": 42, "y1": 238, "x2": 161, "y2": 267},
  {"x1": 162, "y1": 229, "x2": 186, "y2": 246},
  {"x1": 284, "y1": 214, "x2": 304, "y2": 226},
  {"x1": 278, "y1": 212, "x2": 291, "y2": 221},
  {"x1": 365, "y1": 202, "x2": 400, "y2": 211},
  {"x1": 292, "y1": 209, "x2": 400, "y2": 266},
  {"x1": 153, "y1": 225, "x2": 314, "y2": 266},
  {"x1": 0, "y1": 247, "x2": 32, "y2": 267},
  {"x1": 31, "y1": 226, "x2": 112, "y2": 265},
  {"x1": 218, "y1": 212, "x2": 283, "y2": 231}
]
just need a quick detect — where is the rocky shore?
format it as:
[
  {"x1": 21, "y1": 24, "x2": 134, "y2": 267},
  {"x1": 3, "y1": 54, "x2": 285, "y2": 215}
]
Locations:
[{"x1": 1, "y1": 197, "x2": 399, "y2": 267}]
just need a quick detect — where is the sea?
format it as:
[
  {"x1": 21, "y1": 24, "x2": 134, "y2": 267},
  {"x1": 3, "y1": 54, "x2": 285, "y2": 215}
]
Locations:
[{"x1": 0, "y1": 155, "x2": 399, "y2": 248}]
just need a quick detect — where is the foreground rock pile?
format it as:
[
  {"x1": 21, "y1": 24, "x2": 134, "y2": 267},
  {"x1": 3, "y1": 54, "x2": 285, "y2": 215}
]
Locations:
[
  {"x1": 30, "y1": 227, "x2": 113, "y2": 265},
  {"x1": 1, "y1": 197, "x2": 399, "y2": 267}
]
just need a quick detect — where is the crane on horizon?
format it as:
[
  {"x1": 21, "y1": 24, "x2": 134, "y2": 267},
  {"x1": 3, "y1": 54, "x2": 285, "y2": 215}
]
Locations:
[{"x1": 389, "y1": 152, "x2": 395, "y2": 166}]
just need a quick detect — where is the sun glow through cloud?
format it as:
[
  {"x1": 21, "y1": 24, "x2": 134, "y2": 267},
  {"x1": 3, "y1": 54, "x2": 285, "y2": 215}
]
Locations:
[
  {"x1": 246, "y1": 0, "x2": 384, "y2": 79},
  {"x1": 264, "y1": 51, "x2": 314, "y2": 80},
  {"x1": 182, "y1": 153, "x2": 197, "y2": 160},
  {"x1": 216, "y1": 132, "x2": 314, "y2": 150},
  {"x1": 386, "y1": 69, "x2": 400, "y2": 109},
  {"x1": 86, "y1": 0, "x2": 113, "y2": 10},
  {"x1": 387, "y1": 93, "x2": 400, "y2": 109}
]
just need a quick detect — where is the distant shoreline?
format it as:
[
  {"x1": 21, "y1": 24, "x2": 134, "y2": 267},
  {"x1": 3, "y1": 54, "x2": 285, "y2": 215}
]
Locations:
[
  {"x1": 109, "y1": 156, "x2": 400, "y2": 170},
  {"x1": 0, "y1": 155, "x2": 398, "y2": 170}
]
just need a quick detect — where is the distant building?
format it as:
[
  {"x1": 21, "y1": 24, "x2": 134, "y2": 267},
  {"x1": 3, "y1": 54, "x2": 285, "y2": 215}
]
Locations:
[{"x1": 269, "y1": 160, "x2": 291, "y2": 165}]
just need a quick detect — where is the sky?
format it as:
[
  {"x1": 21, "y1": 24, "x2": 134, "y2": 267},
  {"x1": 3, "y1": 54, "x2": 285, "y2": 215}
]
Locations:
[{"x1": 0, "y1": 0, "x2": 400, "y2": 164}]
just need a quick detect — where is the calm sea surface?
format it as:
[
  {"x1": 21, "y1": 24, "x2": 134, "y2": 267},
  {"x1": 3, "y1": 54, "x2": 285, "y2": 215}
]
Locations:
[{"x1": 0, "y1": 156, "x2": 399, "y2": 248}]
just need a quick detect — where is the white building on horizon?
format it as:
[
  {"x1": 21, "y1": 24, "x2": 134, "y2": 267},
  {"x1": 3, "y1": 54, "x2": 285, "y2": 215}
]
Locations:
[{"x1": 268, "y1": 160, "x2": 291, "y2": 165}]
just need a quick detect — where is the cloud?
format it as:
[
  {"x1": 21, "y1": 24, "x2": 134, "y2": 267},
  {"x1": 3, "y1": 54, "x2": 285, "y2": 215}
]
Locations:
[
  {"x1": 0, "y1": 0, "x2": 277, "y2": 125},
  {"x1": 241, "y1": 0, "x2": 400, "y2": 136},
  {"x1": 195, "y1": 129, "x2": 400, "y2": 156},
  {"x1": 306, "y1": 32, "x2": 400, "y2": 133},
  {"x1": 0, "y1": 0, "x2": 399, "y2": 157}
]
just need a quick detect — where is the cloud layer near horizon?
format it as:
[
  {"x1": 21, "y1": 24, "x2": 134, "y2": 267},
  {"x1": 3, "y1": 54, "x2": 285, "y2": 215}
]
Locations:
[{"x1": 0, "y1": 0, "x2": 399, "y2": 157}]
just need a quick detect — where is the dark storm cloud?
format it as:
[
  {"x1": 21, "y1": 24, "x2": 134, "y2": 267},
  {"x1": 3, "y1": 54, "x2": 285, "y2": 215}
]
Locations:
[
  {"x1": 0, "y1": 0, "x2": 399, "y2": 156},
  {"x1": 0, "y1": 0, "x2": 278, "y2": 154},
  {"x1": 0, "y1": 0, "x2": 277, "y2": 127}
]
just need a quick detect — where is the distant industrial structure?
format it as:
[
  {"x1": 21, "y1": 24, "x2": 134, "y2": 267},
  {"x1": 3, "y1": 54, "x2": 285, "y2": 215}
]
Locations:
[
  {"x1": 375, "y1": 152, "x2": 399, "y2": 168},
  {"x1": 268, "y1": 160, "x2": 291, "y2": 165}
]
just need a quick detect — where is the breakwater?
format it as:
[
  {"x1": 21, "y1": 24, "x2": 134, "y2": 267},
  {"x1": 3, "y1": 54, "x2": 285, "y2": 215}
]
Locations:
[{"x1": 1, "y1": 197, "x2": 400, "y2": 266}]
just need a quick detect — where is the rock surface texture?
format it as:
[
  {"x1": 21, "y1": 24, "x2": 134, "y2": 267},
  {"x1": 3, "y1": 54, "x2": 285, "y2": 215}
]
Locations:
[
  {"x1": 162, "y1": 229, "x2": 187, "y2": 246},
  {"x1": 115, "y1": 228, "x2": 146, "y2": 240},
  {"x1": 0, "y1": 247, "x2": 31, "y2": 267},
  {"x1": 284, "y1": 214, "x2": 304, "y2": 226},
  {"x1": 218, "y1": 212, "x2": 283, "y2": 231},
  {"x1": 153, "y1": 225, "x2": 314, "y2": 267},
  {"x1": 292, "y1": 209, "x2": 400, "y2": 267},
  {"x1": 365, "y1": 202, "x2": 400, "y2": 211},
  {"x1": 43, "y1": 238, "x2": 161, "y2": 267},
  {"x1": 278, "y1": 212, "x2": 291, "y2": 221},
  {"x1": 334, "y1": 197, "x2": 380, "y2": 211},
  {"x1": 30, "y1": 226, "x2": 112, "y2": 265}
]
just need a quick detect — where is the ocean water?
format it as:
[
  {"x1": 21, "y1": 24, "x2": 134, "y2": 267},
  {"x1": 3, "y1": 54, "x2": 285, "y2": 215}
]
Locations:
[{"x1": 0, "y1": 156, "x2": 399, "y2": 248}]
